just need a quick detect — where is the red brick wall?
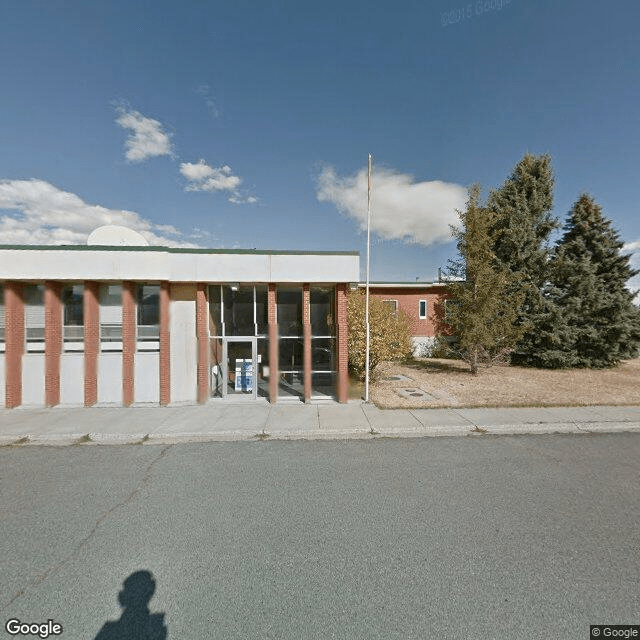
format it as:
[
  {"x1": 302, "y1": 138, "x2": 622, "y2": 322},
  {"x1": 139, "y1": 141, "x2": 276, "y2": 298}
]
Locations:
[
  {"x1": 368, "y1": 286, "x2": 451, "y2": 337},
  {"x1": 268, "y1": 283, "x2": 278, "y2": 402},
  {"x1": 302, "y1": 283, "x2": 311, "y2": 402},
  {"x1": 44, "y1": 282, "x2": 62, "y2": 406},
  {"x1": 159, "y1": 281, "x2": 170, "y2": 406},
  {"x1": 122, "y1": 282, "x2": 136, "y2": 406},
  {"x1": 5, "y1": 282, "x2": 24, "y2": 408},
  {"x1": 84, "y1": 282, "x2": 99, "y2": 407},
  {"x1": 196, "y1": 283, "x2": 208, "y2": 403},
  {"x1": 335, "y1": 283, "x2": 348, "y2": 403}
]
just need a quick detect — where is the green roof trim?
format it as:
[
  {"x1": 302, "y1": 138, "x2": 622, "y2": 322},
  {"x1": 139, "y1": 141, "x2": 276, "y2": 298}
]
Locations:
[{"x1": 0, "y1": 245, "x2": 359, "y2": 256}]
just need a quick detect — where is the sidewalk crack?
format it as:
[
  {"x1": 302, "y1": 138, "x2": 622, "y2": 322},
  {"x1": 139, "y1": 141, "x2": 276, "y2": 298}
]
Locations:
[
  {"x1": 1, "y1": 444, "x2": 174, "y2": 611},
  {"x1": 451, "y1": 409, "x2": 478, "y2": 429},
  {"x1": 360, "y1": 405, "x2": 374, "y2": 432}
]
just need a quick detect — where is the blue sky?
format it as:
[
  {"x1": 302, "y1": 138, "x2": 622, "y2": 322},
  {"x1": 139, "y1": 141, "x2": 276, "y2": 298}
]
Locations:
[{"x1": 1, "y1": 0, "x2": 639, "y2": 289}]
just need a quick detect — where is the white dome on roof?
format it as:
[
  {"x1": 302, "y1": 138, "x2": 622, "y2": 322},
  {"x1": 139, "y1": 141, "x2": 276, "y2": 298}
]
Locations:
[{"x1": 87, "y1": 225, "x2": 149, "y2": 246}]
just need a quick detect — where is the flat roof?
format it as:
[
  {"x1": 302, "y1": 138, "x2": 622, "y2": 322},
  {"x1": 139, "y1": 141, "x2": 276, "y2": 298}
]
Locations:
[
  {"x1": 358, "y1": 281, "x2": 448, "y2": 287},
  {"x1": 0, "y1": 244, "x2": 359, "y2": 256},
  {"x1": 0, "y1": 245, "x2": 360, "y2": 283}
]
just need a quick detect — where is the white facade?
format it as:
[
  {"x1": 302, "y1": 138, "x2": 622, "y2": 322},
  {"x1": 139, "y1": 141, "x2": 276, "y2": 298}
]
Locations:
[{"x1": 0, "y1": 245, "x2": 359, "y2": 408}]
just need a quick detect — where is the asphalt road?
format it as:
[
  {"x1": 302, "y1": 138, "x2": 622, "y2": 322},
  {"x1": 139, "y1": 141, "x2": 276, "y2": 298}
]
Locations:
[{"x1": 1, "y1": 434, "x2": 639, "y2": 639}]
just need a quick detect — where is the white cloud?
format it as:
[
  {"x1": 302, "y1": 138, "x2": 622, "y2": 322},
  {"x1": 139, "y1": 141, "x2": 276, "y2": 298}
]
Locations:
[
  {"x1": 115, "y1": 107, "x2": 173, "y2": 163},
  {"x1": 180, "y1": 160, "x2": 257, "y2": 204},
  {"x1": 316, "y1": 165, "x2": 467, "y2": 245},
  {"x1": 180, "y1": 160, "x2": 242, "y2": 192},
  {"x1": 228, "y1": 194, "x2": 258, "y2": 205},
  {"x1": 0, "y1": 179, "x2": 197, "y2": 246}
]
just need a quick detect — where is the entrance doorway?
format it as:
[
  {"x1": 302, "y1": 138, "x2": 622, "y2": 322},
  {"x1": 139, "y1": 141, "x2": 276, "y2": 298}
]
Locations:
[{"x1": 221, "y1": 338, "x2": 257, "y2": 399}]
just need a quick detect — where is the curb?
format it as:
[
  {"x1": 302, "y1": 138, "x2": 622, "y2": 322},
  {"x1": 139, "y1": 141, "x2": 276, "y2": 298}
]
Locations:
[{"x1": 2, "y1": 423, "x2": 640, "y2": 447}]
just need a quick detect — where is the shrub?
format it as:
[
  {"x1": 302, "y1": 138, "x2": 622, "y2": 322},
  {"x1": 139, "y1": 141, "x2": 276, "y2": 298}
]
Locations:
[{"x1": 347, "y1": 290, "x2": 413, "y2": 381}]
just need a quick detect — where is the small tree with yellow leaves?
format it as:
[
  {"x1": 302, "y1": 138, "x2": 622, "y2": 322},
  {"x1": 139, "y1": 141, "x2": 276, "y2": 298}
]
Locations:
[{"x1": 347, "y1": 290, "x2": 413, "y2": 381}]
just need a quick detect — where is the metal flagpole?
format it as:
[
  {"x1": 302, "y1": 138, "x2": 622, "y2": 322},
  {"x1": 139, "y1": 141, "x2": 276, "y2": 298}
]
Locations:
[{"x1": 365, "y1": 153, "x2": 372, "y2": 403}]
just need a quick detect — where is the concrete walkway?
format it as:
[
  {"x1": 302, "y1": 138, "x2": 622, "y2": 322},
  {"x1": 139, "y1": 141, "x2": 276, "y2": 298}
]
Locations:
[{"x1": 1, "y1": 402, "x2": 640, "y2": 446}]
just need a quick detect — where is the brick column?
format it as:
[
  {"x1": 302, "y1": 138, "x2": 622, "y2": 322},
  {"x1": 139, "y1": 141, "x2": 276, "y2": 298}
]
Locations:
[
  {"x1": 84, "y1": 282, "x2": 99, "y2": 406},
  {"x1": 44, "y1": 282, "x2": 62, "y2": 407},
  {"x1": 159, "y1": 281, "x2": 170, "y2": 406},
  {"x1": 122, "y1": 282, "x2": 136, "y2": 406},
  {"x1": 196, "y1": 283, "x2": 209, "y2": 403},
  {"x1": 336, "y1": 283, "x2": 349, "y2": 403},
  {"x1": 5, "y1": 282, "x2": 24, "y2": 408},
  {"x1": 268, "y1": 283, "x2": 278, "y2": 403},
  {"x1": 302, "y1": 283, "x2": 312, "y2": 403}
]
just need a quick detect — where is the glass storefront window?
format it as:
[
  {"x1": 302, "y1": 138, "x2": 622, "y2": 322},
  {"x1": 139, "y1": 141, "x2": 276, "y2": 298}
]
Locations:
[
  {"x1": 209, "y1": 284, "x2": 268, "y2": 337},
  {"x1": 208, "y1": 284, "x2": 269, "y2": 398},
  {"x1": 223, "y1": 285, "x2": 254, "y2": 336},
  {"x1": 311, "y1": 372, "x2": 336, "y2": 399},
  {"x1": 257, "y1": 337, "x2": 269, "y2": 398},
  {"x1": 255, "y1": 285, "x2": 268, "y2": 335},
  {"x1": 310, "y1": 286, "x2": 335, "y2": 336},
  {"x1": 24, "y1": 284, "x2": 45, "y2": 349},
  {"x1": 277, "y1": 286, "x2": 302, "y2": 337},
  {"x1": 210, "y1": 336, "x2": 223, "y2": 398},
  {"x1": 279, "y1": 337, "x2": 303, "y2": 400},
  {"x1": 311, "y1": 337, "x2": 335, "y2": 370},
  {"x1": 312, "y1": 336, "x2": 336, "y2": 399},
  {"x1": 137, "y1": 284, "x2": 160, "y2": 350},
  {"x1": 100, "y1": 284, "x2": 122, "y2": 348},
  {"x1": 208, "y1": 285, "x2": 222, "y2": 336},
  {"x1": 62, "y1": 284, "x2": 84, "y2": 347},
  {"x1": 137, "y1": 285, "x2": 159, "y2": 330}
]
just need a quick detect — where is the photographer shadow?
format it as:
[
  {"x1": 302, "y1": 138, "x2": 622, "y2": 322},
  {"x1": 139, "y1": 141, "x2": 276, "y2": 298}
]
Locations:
[{"x1": 94, "y1": 570, "x2": 167, "y2": 640}]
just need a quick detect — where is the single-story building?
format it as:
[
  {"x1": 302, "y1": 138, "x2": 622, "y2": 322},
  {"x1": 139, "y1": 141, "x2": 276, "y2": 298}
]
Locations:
[
  {"x1": 361, "y1": 282, "x2": 452, "y2": 356},
  {"x1": 0, "y1": 227, "x2": 359, "y2": 408}
]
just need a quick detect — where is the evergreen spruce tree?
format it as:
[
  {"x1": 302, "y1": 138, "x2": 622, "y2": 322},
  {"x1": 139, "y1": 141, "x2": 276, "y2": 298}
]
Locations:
[
  {"x1": 488, "y1": 153, "x2": 560, "y2": 366},
  {"x1": 545, "y1": 194, "x2": 640, "y2": 367},
  {"x1": 443, "y1": 185, "x2": 526, "y2": 374}
]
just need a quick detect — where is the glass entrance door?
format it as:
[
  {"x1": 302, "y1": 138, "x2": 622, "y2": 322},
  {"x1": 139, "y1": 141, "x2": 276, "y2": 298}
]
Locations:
[{"x1": 223, "y1": 338, "x2": 257, "y2": 399}]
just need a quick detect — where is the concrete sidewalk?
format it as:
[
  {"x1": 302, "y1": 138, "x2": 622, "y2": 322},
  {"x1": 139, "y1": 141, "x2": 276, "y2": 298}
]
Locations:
[{"x1": 1, "y1": 402, "x2": 640, "y2": 446}]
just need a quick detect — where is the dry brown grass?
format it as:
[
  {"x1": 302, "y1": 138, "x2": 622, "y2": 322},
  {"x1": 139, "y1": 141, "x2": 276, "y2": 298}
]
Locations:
[{"x1": 370, "y1": 357, "x2": 640, "y2": 409}]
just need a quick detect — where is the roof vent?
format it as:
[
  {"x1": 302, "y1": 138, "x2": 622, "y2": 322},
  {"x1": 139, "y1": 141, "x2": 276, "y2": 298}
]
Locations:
[{"x1": 87, "y1": 225, "x2": 149, "y2": 247}]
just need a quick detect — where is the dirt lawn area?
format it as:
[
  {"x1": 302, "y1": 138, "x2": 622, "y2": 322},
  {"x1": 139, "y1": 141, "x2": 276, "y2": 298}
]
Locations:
[{"x1": 370, "y1": 357, "x2": 640, "y2": 408}]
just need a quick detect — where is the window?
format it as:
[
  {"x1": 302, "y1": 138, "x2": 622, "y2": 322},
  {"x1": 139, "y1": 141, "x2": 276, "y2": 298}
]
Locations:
[
  {"x1": 222, "y1": 285, "x2": 254, "y2": 336},
  {"x1": 254, "y1": 285, "x2": 268, "y2": 335},
  {"x1": 62, "y1": 285, "x2": 84, "y2": 350},
  {"x1": 24, "y1": 284, "x2": 45, "y2": 351},
  {"x1": 277, "y1": 286, "x2": 303, "y2": 399},
  {"x1": 310, "y1": 286, "x2": 336, "y2": 399},
  {"x1": 208, "y1": 284, "x2": 268, "y2": 337},
  {"x1": 277, "y1": 286, "x2": 302, "y2": 336},
  {"x1": 208, "y1": 285, "x2": 222, "y2": 337},
  {"x1": 419, "y1": 299, "x2": 427, "y2": 319},
  {"x1": 310, "y1": 286, "x2": 335, "y2": 336},
  {"x1": 382, "y1": 299, "x2": 398, "y2": 318},
  {"x1": 100, "y1": 284, "x2": 122, "y2": 350},
  {"x1": 137, "y1": 284, "x2": 160, "y2": 350}
]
